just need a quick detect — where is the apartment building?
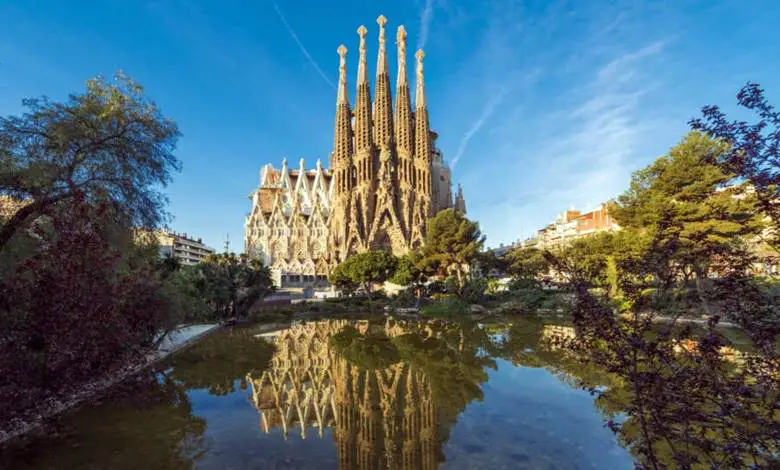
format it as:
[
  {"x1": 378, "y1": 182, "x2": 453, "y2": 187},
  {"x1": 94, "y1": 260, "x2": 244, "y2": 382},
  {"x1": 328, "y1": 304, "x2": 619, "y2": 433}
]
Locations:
[
  {"x1": 155, "y1": 230, "x2": 216, "y2": 265},
  {"x1": 523, "y1": 203, "x2": 619, "y2": 249}
]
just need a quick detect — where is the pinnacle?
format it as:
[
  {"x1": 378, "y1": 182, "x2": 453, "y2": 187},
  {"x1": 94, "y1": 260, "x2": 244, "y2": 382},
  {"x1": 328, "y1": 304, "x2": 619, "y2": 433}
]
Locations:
[{"x1": 396, "y1": 25, "x2": 407, "y2": 43}]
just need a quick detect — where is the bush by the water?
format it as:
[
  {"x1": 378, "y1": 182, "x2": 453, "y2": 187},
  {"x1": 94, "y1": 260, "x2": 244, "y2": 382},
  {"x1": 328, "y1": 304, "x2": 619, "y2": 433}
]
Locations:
[{"x1": 0, "y1": 202, "x2": 183, "y2": 422}]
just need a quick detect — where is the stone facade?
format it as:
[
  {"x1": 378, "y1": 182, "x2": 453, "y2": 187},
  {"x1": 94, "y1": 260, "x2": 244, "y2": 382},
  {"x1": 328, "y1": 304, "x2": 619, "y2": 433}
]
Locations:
[
  {"x1": 244, "y1": 159, "x2": 334, "y2": 284},
  {"x1": 244, "y1": 15, "x2": 464, "y2": 284}
]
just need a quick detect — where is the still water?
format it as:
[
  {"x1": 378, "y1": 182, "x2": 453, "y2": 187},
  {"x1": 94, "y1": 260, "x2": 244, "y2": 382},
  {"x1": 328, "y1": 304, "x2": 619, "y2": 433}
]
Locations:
[{"x1": 3, "y1": 317, "x2": 642, "y2": 469}]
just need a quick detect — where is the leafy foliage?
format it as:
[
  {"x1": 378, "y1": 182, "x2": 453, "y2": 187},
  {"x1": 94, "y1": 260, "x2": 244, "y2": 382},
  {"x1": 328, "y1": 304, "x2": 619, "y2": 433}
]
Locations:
[
  {"x1": 0, "y1": 73, "x2": 189, "y2": 425},
  {"x1": 187, "y1": 252, "x2": 275, "y2": 321},
  {"x1": 506, "y1": 246, "x2": 549, "y2": 280},
  {"x1": 330, "y1": 250, "x2": 397, "y2": 299},
  {"x1": 690, "y1": 82, "x2": 780, "y2": 249},
  {"x1": 613, "y1": 131, "x2": 765, "y2": 313},
  {"x1": 0, "y1": 71, "x2": 181, "y2": 251},
  {"x1": 389, "y1": 252, "x2": 423, "y2": 286},
  {"x1": 0, "y1": 199, "x2": 182, "y2": 422},
  {"x1": 532, "y1": 90, "x2": 780, "y2": 467},
  {"x1": 417, "y1": 209, "x2": 484, "y2": 288},
  {"x1": 542, "y1": 129, "x2": 780, "y2": 468}
]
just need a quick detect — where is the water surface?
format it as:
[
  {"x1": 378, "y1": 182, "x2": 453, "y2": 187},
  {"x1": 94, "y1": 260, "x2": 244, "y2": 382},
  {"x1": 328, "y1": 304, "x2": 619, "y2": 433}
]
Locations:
[{"x1": 3, "y1": 317, "x2": 639, "y2": 469}]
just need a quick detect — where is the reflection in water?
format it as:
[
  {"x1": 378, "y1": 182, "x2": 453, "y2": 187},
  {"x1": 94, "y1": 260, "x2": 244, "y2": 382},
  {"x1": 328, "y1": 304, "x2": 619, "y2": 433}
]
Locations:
[
  {"x1": 513, "y1": 321, "x2": 775, "y2": 468},
  {"x1": 246, "y1": 319, "x2": 491, "y2": 469},
  {"x1": 11, "y1": 317, "x2": 741, "y2": 469},
  {"x1": 0, "y1": 372, "x2": 208, "y2": 470}
]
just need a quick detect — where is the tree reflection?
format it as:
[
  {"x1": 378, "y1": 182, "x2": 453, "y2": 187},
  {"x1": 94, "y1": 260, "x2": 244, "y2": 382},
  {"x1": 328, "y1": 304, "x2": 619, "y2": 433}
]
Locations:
[
  {"x1": 166, "y1": 325, "x2": 277, "y2": 395},
  {"x1": 492, "y1": 314, "x2": 779, "y2": 468},
  {"x1": 495, "y1": 320, "x2": 621, "y2": 391},
  {"x1": 1, "y1": 371, "x2": 207, "y2": 470}
]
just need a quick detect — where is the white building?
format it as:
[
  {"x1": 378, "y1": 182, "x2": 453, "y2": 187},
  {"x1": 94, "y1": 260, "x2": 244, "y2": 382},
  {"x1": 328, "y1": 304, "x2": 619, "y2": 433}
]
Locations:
[{"x1": 155, "y1": 230, "x2": 216, "y2": 265}]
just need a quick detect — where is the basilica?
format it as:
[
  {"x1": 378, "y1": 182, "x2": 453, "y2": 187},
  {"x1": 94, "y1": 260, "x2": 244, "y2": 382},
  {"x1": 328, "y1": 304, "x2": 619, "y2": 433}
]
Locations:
[{"x1": 244, "y1": 15, "x2": 465, "y2": 286}]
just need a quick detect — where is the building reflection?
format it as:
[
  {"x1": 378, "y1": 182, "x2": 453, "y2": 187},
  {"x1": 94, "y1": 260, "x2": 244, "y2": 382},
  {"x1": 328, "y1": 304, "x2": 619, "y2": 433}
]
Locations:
[{"x1": 247, "y1": 320, "x2": 440, "y2": 470}]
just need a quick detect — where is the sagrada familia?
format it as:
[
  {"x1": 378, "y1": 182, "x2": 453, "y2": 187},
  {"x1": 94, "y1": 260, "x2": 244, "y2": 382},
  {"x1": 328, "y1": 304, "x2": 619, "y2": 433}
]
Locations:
[{"x1": 244, "y1": 16, "x2": 466, "y2": 285}]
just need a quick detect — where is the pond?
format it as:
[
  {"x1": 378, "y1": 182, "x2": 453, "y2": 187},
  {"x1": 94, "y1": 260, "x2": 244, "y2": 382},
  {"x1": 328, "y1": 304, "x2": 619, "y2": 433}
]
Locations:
[{"x1": 2, "y1": 316, "x2": 748, "y2": 469}]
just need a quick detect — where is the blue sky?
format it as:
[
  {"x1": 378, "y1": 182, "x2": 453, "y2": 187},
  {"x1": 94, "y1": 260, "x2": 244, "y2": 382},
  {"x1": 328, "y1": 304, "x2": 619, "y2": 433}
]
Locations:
[{"x1": 2, "y1": 1, "x2": 779, "y2": 250}]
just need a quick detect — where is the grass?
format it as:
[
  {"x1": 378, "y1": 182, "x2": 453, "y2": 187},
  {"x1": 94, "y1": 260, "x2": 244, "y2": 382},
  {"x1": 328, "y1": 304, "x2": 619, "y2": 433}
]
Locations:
[{"x1": 419, "y1": 297, "x2": 469, "y2": 317}]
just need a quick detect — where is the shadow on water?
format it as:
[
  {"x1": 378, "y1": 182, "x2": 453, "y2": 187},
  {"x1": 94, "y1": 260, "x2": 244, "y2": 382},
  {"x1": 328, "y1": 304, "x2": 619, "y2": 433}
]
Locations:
[{"x1": 1, "y1": 316, "x2": 763, "y2": 469}]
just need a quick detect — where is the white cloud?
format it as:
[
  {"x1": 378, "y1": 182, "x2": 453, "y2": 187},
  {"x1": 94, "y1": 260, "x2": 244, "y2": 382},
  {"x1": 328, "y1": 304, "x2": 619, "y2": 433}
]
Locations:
[
  {"x1": 482, "y1": 41, "x2": 667, "y2": 246},
  {"x1": 417, "y1": 0, "x2": 435, "y2": 50},
  {"x1": 597, "y1": 40, "x2": 665, "y2": 84},
  {"x1": 271, "y1": 1, "x2": 336, "y2": 90}
]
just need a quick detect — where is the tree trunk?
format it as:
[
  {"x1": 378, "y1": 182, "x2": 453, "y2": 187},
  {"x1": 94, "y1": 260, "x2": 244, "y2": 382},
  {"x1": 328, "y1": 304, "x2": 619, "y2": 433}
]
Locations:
[
  {"x1": 365, "y1": 283, "x2": 372, "y2": 313},
  {"x1": 0, "y1": 198, "x2": 52, "y2": 253},
  {"x1": 693, "y1": 265, "x2": 712, "y2": 316}
]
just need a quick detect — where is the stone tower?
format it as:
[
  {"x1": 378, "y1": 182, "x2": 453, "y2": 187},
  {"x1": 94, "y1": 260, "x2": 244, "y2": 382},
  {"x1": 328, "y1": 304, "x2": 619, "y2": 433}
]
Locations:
[
  {"x1": 328, "y1": 16, "x2": 458, "y2": 263},
  {"x1": 246, "y1": 15, "x2": 464, "y2": 284}
]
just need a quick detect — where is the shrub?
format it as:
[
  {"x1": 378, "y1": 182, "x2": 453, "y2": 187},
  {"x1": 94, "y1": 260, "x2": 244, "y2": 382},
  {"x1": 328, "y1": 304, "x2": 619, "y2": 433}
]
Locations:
[
  {"x1": 459, "y1": 277, "x2": 489, "y2": 304},
  {"x1": 0, "y1": 202, "x2": 181, "y2": 421}
]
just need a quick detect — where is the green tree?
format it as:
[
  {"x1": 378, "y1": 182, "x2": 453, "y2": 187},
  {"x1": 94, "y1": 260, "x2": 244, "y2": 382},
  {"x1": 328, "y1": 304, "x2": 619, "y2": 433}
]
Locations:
[
  {"x1": 330, "y1": 250, "x2": 397, "y2": 301},
  {"x1": 417, "y1": 209, "x2": 484, "y2": 289},
  {"x1": 0, "y1": 71, "x2": 181, "y2": 252},
  {"x1": 550, "y1": 232, "x2": 623, "y2": 287},
  {"x1": 193, "y1": 253, "x2": 274, "y2": 320},
  {"x1": 506, "y1": 246, "x2": 549, "y2": 280},
  {"x1": 691, "y1": 82, "x2": 780, "y2": 250},
  {"x1": 389, "y1": 252, "x2": 424, "y2": 286},
  {"x1": 164, "y1": 264, "x2": 210, "y2": 322},
  {"x1": 474, "y1": 249, "x2": 508, "y2": 277},
  {"x1": 0, "y1": 199, "x2": 186, "y2": 420},
  {"x1": 614, "y1": 131, "x2": 764, "y2": 310}
]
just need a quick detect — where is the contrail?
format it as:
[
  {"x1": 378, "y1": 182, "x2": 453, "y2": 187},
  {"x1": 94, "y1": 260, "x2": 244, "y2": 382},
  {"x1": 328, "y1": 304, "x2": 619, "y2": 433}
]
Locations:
[
  {"x1": 451, "y1": 90, "x2": 506, "y2": 169},
  {"x1": 271, "y1": 1, "x2": 336, "y2": 90}
]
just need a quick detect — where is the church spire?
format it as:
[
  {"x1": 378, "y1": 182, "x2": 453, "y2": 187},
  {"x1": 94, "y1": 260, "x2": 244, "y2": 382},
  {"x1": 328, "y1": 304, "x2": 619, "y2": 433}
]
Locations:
[
  {"x1": 415, "y1": 49, "x2": 427, "y2": 109},
  {"x1": 354, "y1": 25, "x2": 372, "y2": 155},
  {"x1": 332, "y1": 45, "x2": 353, "y2": 195},
  {"x1": 455, "y1": 184, "x2": 467, "y2": 214},
  {"x1": 394, "y1": 25, "x2": 413, "y2": 180},
  {"x1": 337, "y1": 44, "x2": 349, "y2": 105},
  {"x1": 376, "y1": 15, "x2": 388, "y2": 75},
  {"x1": 414, "y1": 48, "x2": 432, "y2": 212},
  {"x1": 357, "y1": 25, "x2": 368, "y2": 85},
  {"x1": 373, "y1": 15, "x2": 394, "y2": 149},
  {"x1": 414, "y1": 49, "x2": 431, "y2": 165},
  {"x1": 396, "y1": 26, "x2": 408, "y2": 88}
]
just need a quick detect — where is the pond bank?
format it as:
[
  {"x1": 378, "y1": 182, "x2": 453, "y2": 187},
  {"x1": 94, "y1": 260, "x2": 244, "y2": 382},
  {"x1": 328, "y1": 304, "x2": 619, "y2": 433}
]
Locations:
[{"x1": 0, "y1": 323, "x2": 220, "y2": 447}]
